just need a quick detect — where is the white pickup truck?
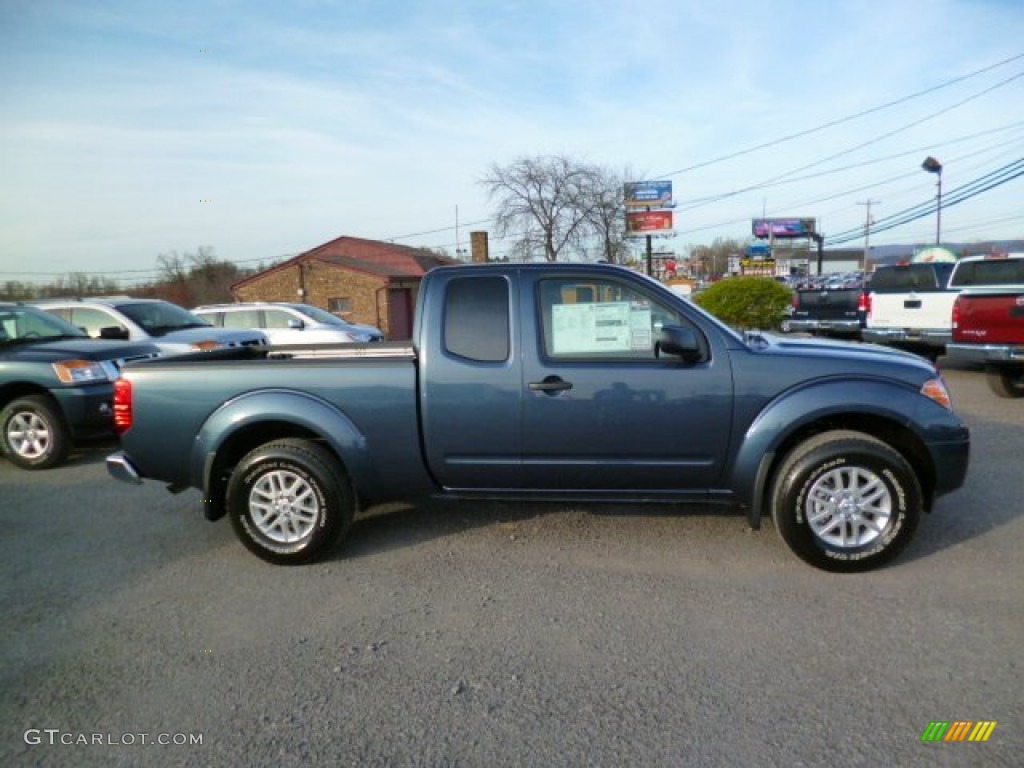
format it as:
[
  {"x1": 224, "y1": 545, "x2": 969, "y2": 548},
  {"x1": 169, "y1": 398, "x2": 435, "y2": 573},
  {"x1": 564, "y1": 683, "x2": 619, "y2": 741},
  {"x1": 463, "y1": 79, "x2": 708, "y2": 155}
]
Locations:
[
  {"x1": 862, "y1": 257, "x2": 1017, "y2": 360},
  {"x1": 861, "y1": 261, "x2": 958, "y2": 359}
]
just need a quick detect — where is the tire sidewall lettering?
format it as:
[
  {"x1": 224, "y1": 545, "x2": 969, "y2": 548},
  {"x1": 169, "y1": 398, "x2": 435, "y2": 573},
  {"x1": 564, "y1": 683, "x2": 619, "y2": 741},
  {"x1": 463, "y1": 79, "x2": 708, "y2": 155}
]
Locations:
[
  {"x1": 794, "y1": 453, "x2": 909, "y2": 562},
  {"x1": 238, "y1": 457, "x2": 331, "y2": 552}
]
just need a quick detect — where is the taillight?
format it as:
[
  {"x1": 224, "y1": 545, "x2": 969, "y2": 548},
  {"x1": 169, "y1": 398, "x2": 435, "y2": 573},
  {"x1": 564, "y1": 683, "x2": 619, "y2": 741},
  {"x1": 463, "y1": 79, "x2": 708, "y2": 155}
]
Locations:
[
  {"x1": 951, "y1": 296, "x2": 962, "y2": 330},
  {"x1": 113, "y1": 377, "x2": 132, "y2": 434},
  {"x1": 858, "y1": 292, "x2": 871, "y2": 316},
  {"x1": 791, "y1": 294, "x2": 798, "y2": 309}
]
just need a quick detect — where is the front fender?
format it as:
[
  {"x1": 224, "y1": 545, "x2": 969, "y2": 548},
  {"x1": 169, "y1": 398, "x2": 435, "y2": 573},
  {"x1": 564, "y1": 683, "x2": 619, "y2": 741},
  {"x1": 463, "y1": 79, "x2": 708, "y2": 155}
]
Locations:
[
  {"x1": 729, "y1": 376, "x2": 960, "y2": 526},
  {"x1": 189, "y1": 389, "x2": 378, "y2": 502}
]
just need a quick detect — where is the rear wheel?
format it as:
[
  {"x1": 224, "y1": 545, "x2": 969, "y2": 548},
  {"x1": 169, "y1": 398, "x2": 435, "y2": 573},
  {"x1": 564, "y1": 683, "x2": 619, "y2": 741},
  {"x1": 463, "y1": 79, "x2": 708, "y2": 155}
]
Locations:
[
  {"x1": 985, "y1": 365, "x2": 1024, "y2": 398},
  {"x1": 0, "y1": 395, "x2": 70, "y2": 470},
  {"x1": 227, "y1": 439, "x2": 354, "y2": 565},
  {"x1": 771, "y1": 430, "x2": 921, "y2": 572}
]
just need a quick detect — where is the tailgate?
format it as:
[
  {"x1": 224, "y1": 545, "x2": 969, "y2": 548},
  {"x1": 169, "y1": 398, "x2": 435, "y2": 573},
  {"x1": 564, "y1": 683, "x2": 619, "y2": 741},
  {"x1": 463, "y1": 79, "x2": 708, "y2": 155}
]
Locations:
[
  {"x1": 954, "y1": 293, "x2": 1024, "y2": 344},
  {"x1": 793, "y1": 289, "x2": 861, "y2": 321}
]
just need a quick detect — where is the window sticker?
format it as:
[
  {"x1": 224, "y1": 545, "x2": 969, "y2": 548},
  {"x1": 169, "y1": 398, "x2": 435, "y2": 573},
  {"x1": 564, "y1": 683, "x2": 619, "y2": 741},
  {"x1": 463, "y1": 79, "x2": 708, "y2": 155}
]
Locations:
[{"x1": 551, "y1": 301, "x2": 653, "y2": 355}]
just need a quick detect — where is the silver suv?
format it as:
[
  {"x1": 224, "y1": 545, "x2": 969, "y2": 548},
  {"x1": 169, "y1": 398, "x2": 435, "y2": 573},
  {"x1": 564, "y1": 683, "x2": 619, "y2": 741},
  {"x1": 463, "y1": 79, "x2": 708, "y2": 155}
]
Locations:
[
  {"x1": 32, "y1": 297, "x2": 267, "y2": 355},
  {"x1": 192, "y1": 302, "x2": 384, "y2": 344}
]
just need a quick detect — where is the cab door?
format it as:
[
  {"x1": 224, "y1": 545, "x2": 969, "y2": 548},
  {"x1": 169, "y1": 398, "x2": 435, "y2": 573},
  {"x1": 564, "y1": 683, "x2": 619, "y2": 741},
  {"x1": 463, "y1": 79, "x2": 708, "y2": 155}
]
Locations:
[
  {"x1": 419, "y1": 271, "x2": 522, "y2": 490},
  {"x1": 519, "y1": 272, "x2": 734, "y2": 492}
]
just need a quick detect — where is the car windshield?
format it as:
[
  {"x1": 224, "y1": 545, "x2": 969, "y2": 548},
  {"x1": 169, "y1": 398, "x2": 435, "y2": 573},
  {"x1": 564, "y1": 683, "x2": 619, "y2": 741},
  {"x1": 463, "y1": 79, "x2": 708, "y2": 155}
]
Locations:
[
  {"x1": 115, "y1": 301, "x2": 211, "y2": 336},
  {"x1": 0, "y1": 306, "x2": 89, "y2": 343},
  {"x1": 290, "y1": 303, "x2": 354, "y2": 328}
]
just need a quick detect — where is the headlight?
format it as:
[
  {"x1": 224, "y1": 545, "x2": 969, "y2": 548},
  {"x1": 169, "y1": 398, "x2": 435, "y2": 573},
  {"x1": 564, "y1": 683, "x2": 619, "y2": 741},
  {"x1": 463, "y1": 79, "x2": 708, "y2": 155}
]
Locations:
[
  {"x1": 351, "y1": 333, "x2": 372, "y2": 342},
  {"x1": 920, "y1": 377, "x2": 952, "y2": 410},
  {"x1": 52, "y1": 360, "x2": 112, "y2": 384}
]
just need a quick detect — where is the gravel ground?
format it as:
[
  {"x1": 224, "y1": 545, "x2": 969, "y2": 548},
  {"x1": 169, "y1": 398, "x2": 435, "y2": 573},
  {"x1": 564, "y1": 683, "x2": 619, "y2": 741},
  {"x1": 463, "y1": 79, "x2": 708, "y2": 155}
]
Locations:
[{"x1": 1, "y1": 362, "x2": 1021, "y2": 767}]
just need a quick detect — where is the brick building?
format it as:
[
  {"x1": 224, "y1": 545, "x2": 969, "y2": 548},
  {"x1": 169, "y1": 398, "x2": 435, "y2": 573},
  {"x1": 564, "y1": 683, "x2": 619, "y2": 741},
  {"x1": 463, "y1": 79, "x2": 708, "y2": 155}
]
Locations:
[{"x1": 231, "y1": 236, "x2": 459, "y2": 339}]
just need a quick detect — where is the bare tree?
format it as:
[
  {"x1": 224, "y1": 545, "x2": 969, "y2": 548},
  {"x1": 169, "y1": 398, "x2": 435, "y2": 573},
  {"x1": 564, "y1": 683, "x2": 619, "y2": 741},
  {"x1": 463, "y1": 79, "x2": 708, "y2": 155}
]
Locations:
[
  {"x1": 157, "y1": 251, "x2": 189, "y2": 285},
  {"x1": 687, "y1": 237, "x2": 748, "y2": 278},
  {"x1": 480, "y1": 155, "x2": 597, "y2": 262},
  {"x1": 583, "y1": 164, "x2": 629, "y2": 264}
]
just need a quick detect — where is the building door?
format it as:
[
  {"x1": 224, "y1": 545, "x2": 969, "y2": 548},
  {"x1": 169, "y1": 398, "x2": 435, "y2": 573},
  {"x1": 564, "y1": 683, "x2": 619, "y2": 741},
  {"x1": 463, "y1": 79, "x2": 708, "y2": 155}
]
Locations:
[{"x1": 387, "y1": 288, "x2": 413, "y2": 339}]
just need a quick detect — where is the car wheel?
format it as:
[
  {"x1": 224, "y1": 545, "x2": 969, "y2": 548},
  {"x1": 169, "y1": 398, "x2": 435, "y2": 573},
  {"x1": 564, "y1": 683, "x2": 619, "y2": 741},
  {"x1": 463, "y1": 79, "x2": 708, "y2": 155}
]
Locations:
[
  {"x1": 227, "y1": 438, "x2": 354, "y2": 565},
  {"x1": 0, "y1": 395, "x2": 71, "y2": 470},
  {"x1": 985, "y1": 365, "x2": 1024, "y2": 399},
  {"x1": 771, "y1": 430, "x2": 921, "y2": 572}
]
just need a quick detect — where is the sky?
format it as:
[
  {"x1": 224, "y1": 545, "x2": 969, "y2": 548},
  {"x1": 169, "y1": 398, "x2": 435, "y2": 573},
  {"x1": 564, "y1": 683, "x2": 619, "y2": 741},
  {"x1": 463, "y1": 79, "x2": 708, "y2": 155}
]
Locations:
[{"x1": 1, "y1": 0, "x2": 1023, "y2": 287}]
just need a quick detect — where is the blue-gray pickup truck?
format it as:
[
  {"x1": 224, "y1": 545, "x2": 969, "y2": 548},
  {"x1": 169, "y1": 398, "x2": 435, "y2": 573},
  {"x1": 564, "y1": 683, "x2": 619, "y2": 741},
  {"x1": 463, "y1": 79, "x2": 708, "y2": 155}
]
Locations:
[{"x1": 107, "y1": 263, "x2": 970, "y2": 572}]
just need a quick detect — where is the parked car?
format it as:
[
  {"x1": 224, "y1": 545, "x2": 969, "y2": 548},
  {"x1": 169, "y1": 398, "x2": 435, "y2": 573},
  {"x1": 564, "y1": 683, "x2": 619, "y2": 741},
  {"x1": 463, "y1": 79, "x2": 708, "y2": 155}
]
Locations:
[
  {"x1": 192, "y1": 302, "x2": 384, "y2": 344},
  {"x1": 1, "y1": 303, "x2": 159, "y2": 469},
  {"x1": 32, "y1": 297, "x2": 267, "y2": 355}
]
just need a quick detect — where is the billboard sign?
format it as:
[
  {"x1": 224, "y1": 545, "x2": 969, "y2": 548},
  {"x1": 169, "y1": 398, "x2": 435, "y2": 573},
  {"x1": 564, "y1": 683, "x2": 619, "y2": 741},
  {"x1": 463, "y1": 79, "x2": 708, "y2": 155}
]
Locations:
[
  {"x1": 752, "y1": 218, "x2": 816, "y2": 239},
  {"x1": 625, "y1": 181, "x2": 673, "y2": 209},
  {"x1": 626, "y1": 210, "x2": 673, "y2": 233}
]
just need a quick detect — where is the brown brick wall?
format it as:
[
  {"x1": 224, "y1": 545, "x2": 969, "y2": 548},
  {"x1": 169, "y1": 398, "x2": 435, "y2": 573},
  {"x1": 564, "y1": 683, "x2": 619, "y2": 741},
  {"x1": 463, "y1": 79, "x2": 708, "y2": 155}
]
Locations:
[{"x1": 233, "y1": 263, "x2": 398, "y2": 337}]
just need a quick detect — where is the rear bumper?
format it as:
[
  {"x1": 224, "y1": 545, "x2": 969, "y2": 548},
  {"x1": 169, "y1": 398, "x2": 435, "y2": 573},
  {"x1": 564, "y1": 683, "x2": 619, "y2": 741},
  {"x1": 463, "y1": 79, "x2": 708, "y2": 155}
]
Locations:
[
  {"x1": 106, "y1": 451, "x2": 143, "y2": 485},
  {"x1": 786, "y1": 318, "x2": 862, "y2": 334},
  {"x1": 862, "y1": 328, "x2": 951, "y2": 347},
  {"x1": 946, "y1": 343, "x2": 1024, "y2": 365}
]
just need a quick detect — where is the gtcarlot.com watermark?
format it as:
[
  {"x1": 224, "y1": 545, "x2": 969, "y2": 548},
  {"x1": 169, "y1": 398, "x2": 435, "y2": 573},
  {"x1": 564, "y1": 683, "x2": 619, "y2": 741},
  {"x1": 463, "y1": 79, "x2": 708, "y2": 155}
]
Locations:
[{"x1": 24, "y1": 729, "x2": 202, "y2": 747}]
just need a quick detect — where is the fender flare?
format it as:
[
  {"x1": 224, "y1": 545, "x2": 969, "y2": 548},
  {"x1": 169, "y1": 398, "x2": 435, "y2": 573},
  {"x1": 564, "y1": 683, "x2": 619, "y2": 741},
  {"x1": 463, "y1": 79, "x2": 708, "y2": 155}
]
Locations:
[
  {"x1": 730, "y1": 377, "x2": 935, "y2": 528},
  {"x1": 188, "y1": 389, "x2": 377, "y2": 511}
]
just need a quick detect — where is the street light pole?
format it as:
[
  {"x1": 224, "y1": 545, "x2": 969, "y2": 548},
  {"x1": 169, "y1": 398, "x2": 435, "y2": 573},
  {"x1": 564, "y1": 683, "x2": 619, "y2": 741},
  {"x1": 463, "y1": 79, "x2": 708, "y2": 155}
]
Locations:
[{"x1": 921, "y1": 156, "x2": 943, "y2": 245}]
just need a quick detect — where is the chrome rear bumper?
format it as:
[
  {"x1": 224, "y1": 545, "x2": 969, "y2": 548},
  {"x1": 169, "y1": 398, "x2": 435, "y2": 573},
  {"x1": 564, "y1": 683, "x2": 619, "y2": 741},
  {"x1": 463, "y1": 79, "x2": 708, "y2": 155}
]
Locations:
[{"x1": 106, "y1": 451, "x2": 143, "y2": 485}]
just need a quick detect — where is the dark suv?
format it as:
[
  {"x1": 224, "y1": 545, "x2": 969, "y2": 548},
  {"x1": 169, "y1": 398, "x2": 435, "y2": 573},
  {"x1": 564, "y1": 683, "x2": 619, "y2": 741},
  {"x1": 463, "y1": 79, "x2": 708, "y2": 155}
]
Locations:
[{"x1": 0, "y1": 303, "x2": 159, "y2": 469}]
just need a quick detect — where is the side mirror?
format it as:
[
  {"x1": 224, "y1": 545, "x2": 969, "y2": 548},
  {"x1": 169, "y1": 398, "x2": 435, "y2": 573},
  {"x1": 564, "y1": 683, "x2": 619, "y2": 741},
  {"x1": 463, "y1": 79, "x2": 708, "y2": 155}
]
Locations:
[
  {"x1": 287, "y1": 319, "x2": 305, "y2": 330},
  {"x1": 655, "y1": 325, "x2": 703, "y2": 363},
  {"x1": 99, "y1": 326, "x2": 130, "y2": 340}
]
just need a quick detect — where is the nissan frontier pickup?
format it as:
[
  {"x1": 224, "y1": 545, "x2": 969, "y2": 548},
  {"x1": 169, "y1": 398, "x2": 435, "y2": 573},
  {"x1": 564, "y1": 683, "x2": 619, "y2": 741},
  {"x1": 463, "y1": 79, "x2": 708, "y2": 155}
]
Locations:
[{"x1": 107, "y1": 263, "x2": 970, "y2": 572}]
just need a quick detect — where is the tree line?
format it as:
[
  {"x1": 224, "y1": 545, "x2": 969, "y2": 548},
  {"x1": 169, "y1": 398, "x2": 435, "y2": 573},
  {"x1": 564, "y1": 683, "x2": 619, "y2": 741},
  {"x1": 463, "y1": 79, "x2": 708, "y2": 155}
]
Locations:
[{"x1": 0, "y1": 246, "x2": 272, "y2": 306}]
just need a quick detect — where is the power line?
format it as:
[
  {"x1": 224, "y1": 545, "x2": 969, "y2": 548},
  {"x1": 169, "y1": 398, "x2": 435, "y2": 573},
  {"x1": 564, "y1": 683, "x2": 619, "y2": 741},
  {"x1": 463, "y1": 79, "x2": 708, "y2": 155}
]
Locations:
[
  {"x1": 825, "y1": 159, "x2": 1024, "y2": 245},
  {"x1": 652, "y1": 53, "x2": 1024, "y2": 179}
]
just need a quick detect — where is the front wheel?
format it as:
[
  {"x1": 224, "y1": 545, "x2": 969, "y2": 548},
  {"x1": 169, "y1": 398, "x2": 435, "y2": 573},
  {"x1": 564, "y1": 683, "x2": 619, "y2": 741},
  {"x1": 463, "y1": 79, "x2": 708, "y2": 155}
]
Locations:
[
  {"x1": 226, "y1": 439, "x2": 354, "y2": 565},
  {"x1": 0, "y1": 395, "x2": 71, "y2": 470},
  {"x1": 771, "y1": 430, "x2": 921, "y2": 572}
]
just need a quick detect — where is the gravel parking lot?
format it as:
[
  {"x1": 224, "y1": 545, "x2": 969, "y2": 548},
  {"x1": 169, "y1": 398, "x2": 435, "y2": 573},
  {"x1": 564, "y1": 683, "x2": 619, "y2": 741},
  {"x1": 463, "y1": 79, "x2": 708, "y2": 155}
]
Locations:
[{"x1": 1, "y1": 361, "x2": 1021, "y2": 767}]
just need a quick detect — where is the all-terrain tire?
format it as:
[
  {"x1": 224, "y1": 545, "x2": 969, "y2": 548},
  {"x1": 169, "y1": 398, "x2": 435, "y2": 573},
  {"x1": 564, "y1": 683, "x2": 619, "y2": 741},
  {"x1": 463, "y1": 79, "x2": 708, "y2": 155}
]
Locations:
[
  {"x1": 771, "y1": 430, "x2": 921, "y2": 572},
  {"x1": 226, "y1": 438, "x2": 354, "y2": 565}
]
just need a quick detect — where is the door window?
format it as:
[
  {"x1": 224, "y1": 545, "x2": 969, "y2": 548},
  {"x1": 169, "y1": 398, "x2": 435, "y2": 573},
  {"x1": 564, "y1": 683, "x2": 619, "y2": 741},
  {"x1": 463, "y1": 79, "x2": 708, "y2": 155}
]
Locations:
[
  {"x1": 70, "y1": 307, "x2": 124, "y2": 337},
  {"x1": 222, "y1": 309, "x2": 262, "y2": 329},
  {"x1": 537, "y1": 278, "x2": 685, "y2": 361}
]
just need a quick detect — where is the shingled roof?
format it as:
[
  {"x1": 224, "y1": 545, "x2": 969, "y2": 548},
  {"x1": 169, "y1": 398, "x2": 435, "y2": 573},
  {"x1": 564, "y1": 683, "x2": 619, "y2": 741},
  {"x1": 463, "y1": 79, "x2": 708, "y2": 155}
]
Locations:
[{"x1": 233, "y1": 235, "x2": 459, "y2": 289}]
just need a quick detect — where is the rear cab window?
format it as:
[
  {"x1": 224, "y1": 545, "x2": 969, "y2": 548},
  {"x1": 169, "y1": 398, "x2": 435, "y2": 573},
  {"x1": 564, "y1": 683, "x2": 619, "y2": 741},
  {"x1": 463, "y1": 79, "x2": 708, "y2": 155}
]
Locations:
[
  {"x1": 870, "y1": 263, "x2": 955, "y2": 293},
  {"x1": 950, "y1": 257, "x2": 1024, "y2": 288},
  {"x1": 443, "y1": 276, "x2": 510, "y2": 363}
]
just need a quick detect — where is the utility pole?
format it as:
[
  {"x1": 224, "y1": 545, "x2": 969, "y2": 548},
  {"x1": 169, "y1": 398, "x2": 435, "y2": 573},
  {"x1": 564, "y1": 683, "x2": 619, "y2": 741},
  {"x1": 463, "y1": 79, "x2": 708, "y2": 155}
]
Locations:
[{"x1": 858, "y1": 199, "x2": 880, "y2": 274}]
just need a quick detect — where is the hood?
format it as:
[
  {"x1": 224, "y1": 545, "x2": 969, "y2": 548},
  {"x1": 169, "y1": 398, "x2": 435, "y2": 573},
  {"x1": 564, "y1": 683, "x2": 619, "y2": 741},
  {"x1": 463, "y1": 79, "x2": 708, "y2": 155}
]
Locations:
[
  {"x1": 2, "y1": 338, "x2": 160, "y2": 364},
  {"x1": 752, "y1": 332, "x2": 936, "y2": 374},
  {"x1": 160, "y1": 328, "x2": 266, "y2": 345}
]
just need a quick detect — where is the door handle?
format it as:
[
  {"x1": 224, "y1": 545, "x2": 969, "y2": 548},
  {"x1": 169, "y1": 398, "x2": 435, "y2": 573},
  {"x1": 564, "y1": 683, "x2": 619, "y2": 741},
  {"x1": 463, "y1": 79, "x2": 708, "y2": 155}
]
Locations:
[{"x1": 529, "y1": 376, "x2": 573, "y2": 393}]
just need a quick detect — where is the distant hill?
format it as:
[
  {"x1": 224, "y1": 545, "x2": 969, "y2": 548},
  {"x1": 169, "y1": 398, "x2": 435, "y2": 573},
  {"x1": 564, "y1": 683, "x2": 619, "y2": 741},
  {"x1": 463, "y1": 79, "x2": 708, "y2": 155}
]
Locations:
[{"x1": 867, "y1": 239, "x2": 1024, "y2": 264}]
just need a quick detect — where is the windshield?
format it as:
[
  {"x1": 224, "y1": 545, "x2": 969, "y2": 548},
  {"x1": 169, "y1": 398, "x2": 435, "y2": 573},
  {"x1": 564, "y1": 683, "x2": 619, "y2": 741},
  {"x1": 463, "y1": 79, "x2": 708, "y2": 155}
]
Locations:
[
  {"x1": 0, "y1": 305, "x2": 89, "y2": 343},
  {"x1": 289, "y1": 303, "x2": 354, "y2": 328},
  {"x1": 115, "y1": 301, "x2": 211, "y2": 335}
]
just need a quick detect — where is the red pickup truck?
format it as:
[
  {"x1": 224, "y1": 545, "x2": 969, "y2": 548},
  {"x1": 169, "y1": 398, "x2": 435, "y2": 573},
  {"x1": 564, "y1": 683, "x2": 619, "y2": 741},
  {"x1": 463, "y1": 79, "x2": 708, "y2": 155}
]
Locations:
[{"x1": 946, "y1": 253, "x2": 1024, "y2": 398}]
